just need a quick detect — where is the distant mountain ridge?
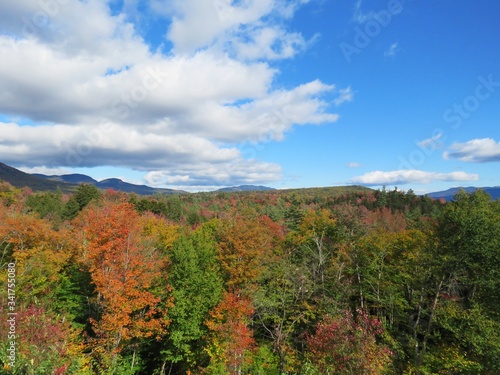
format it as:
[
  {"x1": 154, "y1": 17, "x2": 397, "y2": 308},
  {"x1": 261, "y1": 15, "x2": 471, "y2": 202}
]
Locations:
[
  {"x1": 216, "y1": 185, "x2": 275, "y2": 192},
  {"x1": 3, "y1": 162, "x2": 499, "y2": 199},
  {"x1": 425, "y1": 186, "x2": 500, "y2": 200},
  {"x1": 0, "y1": 162, "x2": 74, "y2": 192},
  {"x1": 0, "y1": 162, "x2": 185, "y2": 195},
  {"x1": 34, "y1": 174, "x2": 184, "y2": 195},
  {"x1": 1, "y1": 163, "x2": 275, "y2": 195},
  {"x1": 32, "y1": 173, "x2": 98, "y2": 185},
  {"x1": 96, "y1": 178, "x2": 182, "y2": 195}
]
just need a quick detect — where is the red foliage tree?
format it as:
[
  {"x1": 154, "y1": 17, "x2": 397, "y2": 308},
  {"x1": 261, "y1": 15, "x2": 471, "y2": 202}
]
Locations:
[
  {"x1": 205, "y1": 291, "x2": 255, "y2": 374},
  {"x1": 307, "y1": 309, "x2": 392, "y2": 374},
  {"x1": 0, "y1": 304, "x2": 84, "y2": 373}
]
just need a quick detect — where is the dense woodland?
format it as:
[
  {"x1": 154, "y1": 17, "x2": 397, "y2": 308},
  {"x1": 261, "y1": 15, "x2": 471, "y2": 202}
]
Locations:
[{"x1": 0, "y1": 181, "x2": 499, "y2": 374}]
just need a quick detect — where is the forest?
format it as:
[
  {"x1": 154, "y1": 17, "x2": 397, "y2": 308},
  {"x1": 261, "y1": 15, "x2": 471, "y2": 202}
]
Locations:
[{"x1": 0, "y1": 181, "x2": 499, "y2": 374}]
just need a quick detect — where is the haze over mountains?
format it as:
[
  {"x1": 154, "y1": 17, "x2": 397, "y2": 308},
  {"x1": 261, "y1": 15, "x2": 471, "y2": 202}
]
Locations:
[{"x1": 1, "y1": 162, "x2": 498, "y2": 199}]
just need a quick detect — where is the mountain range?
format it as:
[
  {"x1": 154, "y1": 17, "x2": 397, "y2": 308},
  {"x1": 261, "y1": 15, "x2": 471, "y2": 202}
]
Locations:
[
  {"x1": 1, "y1": 162, "x2": 499, "y2": 198},
  {"x1": 0, "y1": 162, "x2": 274, "y2": 195},
  {"x1": 32, "y1": 172, "x2": 183, "y2": 195}
]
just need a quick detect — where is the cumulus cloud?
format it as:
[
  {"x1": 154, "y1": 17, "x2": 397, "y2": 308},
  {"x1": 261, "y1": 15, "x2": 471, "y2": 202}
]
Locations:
[
  {"x1": 443, "y1": 138, "x2": 500, "y2": 163},
  {"x1": 0, "y1": 0, "x2": 343, "y2": 187},
  {"x1": 159, "y1": 0, "x2": 274, "y2": 53},
  {"x1": 350, "y1": 169, "x2": 479, "y2": 186},
  {"x1": 151, "y1": 0, "x2": 313, "y2": 58},
  {"x1": 144, "y1": 158, "x2": 282, "y2": 187}
]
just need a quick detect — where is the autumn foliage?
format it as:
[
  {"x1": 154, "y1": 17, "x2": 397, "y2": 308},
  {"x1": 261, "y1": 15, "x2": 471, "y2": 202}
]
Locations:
[
  {"x1": 0, "y1": 183, "x2": 498, "y2": 374},
  {"x1": 307, "y1": 309, "x2": 392, "y2": 374},
  {"x1": 205, "y1": 292, "x2": 255, "y2": 374},
  {"x1": 78, "y1": 201, "x2": 167, "y2": 367}
]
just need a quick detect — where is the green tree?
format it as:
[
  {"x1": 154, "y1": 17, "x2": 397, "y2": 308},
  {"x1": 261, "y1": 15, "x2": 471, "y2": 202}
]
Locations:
[
  {"x1": 160, "y1": 221, "x2": 224, "y2": 373},
  {"x1": 254, "y1": 255, "x2": 313, "y2": 374},
  {"x1": 62, "y1": 184, "x2": 101, "y2": 220},
  {"x1": 427, "y1": 189, "x2": 500, "y2": 373},
  {"x1": 25, "y1": 189, "x2": 64, "y2": 222},
  {"x1": 437, "y1": 189, "x2": 500, "y2": 313},
  {"x1": 74, "y1": 184, "x2": 101, "y2": 210},
  {"x1": 62, "y1": 195, "x2": 81, "y2": 220}
]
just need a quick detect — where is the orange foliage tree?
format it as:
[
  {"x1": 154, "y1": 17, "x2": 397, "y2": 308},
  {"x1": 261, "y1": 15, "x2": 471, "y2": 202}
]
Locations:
[
  {"x1": 0, "y1": 212, "x2": 75, "y2": 304},
  {"x1": 217, "y1": 215, "x2": 283, "y2": 292},
  {"x1": 79, "y1": 201, "x2": 168, "y2": 368}
]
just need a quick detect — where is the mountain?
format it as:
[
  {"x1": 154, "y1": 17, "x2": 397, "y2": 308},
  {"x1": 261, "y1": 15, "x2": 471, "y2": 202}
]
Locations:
[
  {"x1": 0, "y1": 162, "x2": 185, "y2": 195},
  {"x1": 426, "y1": 186, "x2": 500, "y2": 201},
  {"x1": 0, "y1": 162, "x2": 74, "y2": 192},
  {"x1": 216, "y1": 185, "x2": 275, "y2": 192},
  {"x1": 33, "y1": 173, "x2": 98, "y2": 185},
  {"x1": 33, "y1": 174, "x2": 182, "y2": 195},
  {"x1": 96, "y1": 178, "x2": 182, "y2": 195}
]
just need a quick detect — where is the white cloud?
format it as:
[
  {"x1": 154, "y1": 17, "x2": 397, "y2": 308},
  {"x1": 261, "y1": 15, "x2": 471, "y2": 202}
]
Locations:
[
  {"x1": 351, "y1": 169, "x2": 479, "y2": 186},
  {"x1": 160, "y1": 0, "x2": 274, "y2": 53},
  {"x1": 152, "y1": 0, "x2": 313, "y2": 59},
  {"x1": 18, "y1": 166, "x2": 70, "y2": 176},
  {"x1": 228, "y1": 26, "x2": 316, "y2": 61},
  {"x1": 417, "y1": 131, "x2": 444, "y2": 149},
  {"x1": 333, "y1": 87, "x2": 354, "y2": 106},
  {"x1": 384, "y1": 42, "x2": 399, "y2": 57},
  {"x1": 443, "y1": 138, "x2": 500, "y2": 163},
  {"x1": 347, "y1": 162, "x2": 361, "y2": 168},
  {"x1": 0, "y1": 0, "x2": 343, "y2": 188},
  {"x1": 0, "y1": 122, "x2": 240, "y2": 168},
  {"x1": 143, "y1": 158, "x2": 282, "y2": 187}
]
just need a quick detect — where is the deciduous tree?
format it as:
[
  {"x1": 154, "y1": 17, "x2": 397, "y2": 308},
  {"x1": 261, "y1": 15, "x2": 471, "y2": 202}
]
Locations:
[
  {"x1": 205, "y1": 292, "x2": 255, "y2": 375},
  {"x1": 79, "y1": 202, "x2": 167, "y2": 370}
]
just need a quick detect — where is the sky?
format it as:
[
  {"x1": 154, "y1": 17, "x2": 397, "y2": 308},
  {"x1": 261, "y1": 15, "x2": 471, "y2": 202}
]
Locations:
[{"x1": 0, "y1": 0, "x2": 499, "y2": 193}]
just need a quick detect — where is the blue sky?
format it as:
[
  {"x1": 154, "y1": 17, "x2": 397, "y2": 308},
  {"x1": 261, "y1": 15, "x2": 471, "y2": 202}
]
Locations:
[{"x1": 0, "y1": 0, "x2": 499, "y2": 193}]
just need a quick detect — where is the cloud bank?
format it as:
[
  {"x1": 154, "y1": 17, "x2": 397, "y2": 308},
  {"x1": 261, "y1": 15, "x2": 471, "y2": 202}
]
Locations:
[{"x1": 0, "y1": 0, "x2": 345, "y2": 187}]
